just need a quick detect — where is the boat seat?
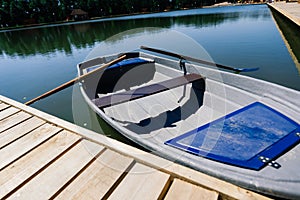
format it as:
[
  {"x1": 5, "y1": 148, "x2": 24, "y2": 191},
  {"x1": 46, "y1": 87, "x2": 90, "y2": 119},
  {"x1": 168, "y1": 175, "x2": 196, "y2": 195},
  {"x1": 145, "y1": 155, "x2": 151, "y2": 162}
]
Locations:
[{"x1": 92, "y1": 73, "x2": 204, "y2": 109}]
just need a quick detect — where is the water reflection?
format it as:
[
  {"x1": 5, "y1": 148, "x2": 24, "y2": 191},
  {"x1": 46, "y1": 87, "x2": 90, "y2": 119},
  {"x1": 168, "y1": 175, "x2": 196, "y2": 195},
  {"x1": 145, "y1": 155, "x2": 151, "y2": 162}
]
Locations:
[
  {"x1": 0, "y1": 5, "x2": 271, "y2": 58},
  {"x1": 0, "y1": 4, "x2": 299, "y2": 125},
  {"x1": 271, "y1": 9, "x2": 300, "y2": 74}
]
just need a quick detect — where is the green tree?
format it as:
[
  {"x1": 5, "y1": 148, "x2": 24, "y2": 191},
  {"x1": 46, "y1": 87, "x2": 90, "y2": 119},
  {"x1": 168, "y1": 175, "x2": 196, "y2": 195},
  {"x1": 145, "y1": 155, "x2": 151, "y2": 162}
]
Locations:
[
  {"x1": 0, "y1": 0, "x2": 223, "y2": 28},
  {"x1": 9, "y1": 0, "x2": 27, "y2": 25},
  {"x1": 0, "y1": 0, "x2": 11, "y2": 27}
]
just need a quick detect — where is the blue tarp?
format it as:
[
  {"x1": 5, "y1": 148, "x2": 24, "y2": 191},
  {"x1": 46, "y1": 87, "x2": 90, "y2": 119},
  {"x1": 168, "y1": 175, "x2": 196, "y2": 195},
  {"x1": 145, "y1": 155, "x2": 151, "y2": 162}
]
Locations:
[
  {"x1": 165, "y1": 102, "x2": 300, "y2": 170},
  {"x1": 86, "y1": 58, "x2": 152, "y2": 73}
]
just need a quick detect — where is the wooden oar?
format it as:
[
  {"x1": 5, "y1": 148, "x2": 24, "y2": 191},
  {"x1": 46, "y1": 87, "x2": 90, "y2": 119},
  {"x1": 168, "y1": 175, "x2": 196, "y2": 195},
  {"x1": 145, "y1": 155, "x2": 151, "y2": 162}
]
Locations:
[
  {"x1": 141, "y1": 46, "x2": 259, "y2": 73},
  {"x1": 25, "y1": 55, "x2": 127, "y2": 105}
]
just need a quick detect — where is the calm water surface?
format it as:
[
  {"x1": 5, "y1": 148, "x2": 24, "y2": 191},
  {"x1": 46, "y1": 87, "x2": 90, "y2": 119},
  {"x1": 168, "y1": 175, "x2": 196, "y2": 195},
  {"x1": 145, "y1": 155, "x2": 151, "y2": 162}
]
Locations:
[{"x1": 0, "y1": 4, "x2": 299, "y2": 142}]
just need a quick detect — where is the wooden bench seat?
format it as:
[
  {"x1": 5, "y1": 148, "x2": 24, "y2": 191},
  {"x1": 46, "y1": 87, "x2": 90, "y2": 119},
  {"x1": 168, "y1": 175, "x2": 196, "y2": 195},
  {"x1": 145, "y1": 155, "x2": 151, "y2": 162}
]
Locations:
[{"x1": 92, "y1": 73, "x2": 204, "y2": 109}]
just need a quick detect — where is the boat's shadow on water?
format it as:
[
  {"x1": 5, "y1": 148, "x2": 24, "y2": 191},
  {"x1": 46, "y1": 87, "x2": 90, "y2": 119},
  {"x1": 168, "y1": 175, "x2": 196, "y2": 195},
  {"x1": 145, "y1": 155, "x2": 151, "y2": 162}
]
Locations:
[{"x1": 123, "y1": 79, "x2": 205, "y2": 134}]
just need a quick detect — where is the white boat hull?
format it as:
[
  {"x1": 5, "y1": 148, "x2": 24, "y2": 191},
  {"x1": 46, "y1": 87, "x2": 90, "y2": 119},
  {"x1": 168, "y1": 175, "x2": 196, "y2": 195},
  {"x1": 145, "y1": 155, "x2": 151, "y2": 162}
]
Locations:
[{"x1": 78, "y1": 51, "x2": 300, "y2": 199}]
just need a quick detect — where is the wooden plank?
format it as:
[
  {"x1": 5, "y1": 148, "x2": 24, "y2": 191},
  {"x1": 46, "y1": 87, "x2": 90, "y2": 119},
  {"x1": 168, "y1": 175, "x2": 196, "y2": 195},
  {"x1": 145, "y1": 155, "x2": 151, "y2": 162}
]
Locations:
[
  {"x1": 0, "y1": 123, "x2": 62, "y2": 170},
  {"x1": 165, "y1": 179, "x2": 219, "y2": 200},
  {"x1": 56, "y1": 149, "x2": 134, "y2": 200},
  {"x1": 93, "y1": 73, "x2": 203, "y2": 108},
  {"x1": 8, "y1": 140, "x2": 104, "y2": 200},
  {"x1": 0, "y1": 112, "x2": 32, "y2": 133},
  {"x1": 0, "y1": 103, "x2": 10, "y2": 111},
  {"x1": 0, "y1": 117, "x2": 45, "y2": 149},
  {"x1": 108, "y1": 163, "x2": 170, "y2": 200},
  {"x1": 0, "y1": 130, "x2": 81, "y2": 199},
  {"x1": 0, "y1": 95, "x2": 270, "y2": 200},
  {"x1": 0, "y1": 107, "x2": 19, "y2": 121}
]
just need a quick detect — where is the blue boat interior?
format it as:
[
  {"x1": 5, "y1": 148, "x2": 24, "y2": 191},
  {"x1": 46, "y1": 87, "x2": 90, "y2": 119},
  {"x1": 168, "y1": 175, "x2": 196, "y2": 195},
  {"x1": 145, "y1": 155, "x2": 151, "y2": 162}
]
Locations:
[
  {"x1": 165, "y1": 102, "x2": 300, "y2": 170},
  {"x1": 94, "y1": 57, "x2": 155, "y2": 95}
]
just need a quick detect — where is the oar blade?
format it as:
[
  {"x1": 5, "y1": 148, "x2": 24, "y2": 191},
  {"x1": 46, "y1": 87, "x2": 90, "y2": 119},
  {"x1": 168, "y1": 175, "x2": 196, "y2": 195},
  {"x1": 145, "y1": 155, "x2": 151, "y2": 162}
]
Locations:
[{"x1": 234, "y1": 67, "x2": 260, "y2": 72}]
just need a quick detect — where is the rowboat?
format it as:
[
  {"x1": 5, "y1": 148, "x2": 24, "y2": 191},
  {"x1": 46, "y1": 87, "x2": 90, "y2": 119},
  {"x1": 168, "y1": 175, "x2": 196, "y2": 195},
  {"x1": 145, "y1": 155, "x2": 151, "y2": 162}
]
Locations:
[{"x1": 77, "y1": 46, "x2": 300, "y2": 199}]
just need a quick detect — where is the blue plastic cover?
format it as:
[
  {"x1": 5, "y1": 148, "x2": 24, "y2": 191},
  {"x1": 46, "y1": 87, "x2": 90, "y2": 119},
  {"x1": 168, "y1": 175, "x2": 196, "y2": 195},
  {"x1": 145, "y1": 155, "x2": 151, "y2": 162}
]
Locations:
[
  {"x1": 165, "y1": 102, "x2": 300, "y2": 170},
  {"x1": 86, "y1": 58, "x2": 152, "y2": 73}
]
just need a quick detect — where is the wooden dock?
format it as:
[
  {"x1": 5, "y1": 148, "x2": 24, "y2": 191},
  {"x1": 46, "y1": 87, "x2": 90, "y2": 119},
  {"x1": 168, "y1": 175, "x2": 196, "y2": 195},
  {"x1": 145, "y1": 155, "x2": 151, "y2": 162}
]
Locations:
[
  {"x1": 268, "y1": 2, "x2": 300, "y2": 27},
  {"x1": 0, "y1": 95, "x2": 269, "y2": 200}
]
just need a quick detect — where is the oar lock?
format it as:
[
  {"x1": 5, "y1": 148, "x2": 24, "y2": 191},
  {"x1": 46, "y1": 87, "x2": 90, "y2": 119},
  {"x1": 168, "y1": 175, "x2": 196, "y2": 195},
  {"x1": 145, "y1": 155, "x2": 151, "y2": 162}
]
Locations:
[{"x1": 179, "y1": 58, "x2": 187, "y2": 75}]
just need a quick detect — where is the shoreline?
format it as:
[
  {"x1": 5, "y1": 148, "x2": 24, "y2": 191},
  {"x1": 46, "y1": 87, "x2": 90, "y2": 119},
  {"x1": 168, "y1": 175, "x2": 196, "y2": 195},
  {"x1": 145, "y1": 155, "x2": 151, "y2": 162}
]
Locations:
[
  {"x1": 267, "y1": 2, "x2": 300, "y2": 27},
  {"x1": 0, "y1": 3, "x2": 263, "y2": 32}
]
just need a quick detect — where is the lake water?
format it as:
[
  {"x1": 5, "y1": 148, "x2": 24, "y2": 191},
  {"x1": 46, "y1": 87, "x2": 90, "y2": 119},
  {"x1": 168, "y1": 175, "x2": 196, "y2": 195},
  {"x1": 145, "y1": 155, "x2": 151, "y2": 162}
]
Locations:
[{"x1": 0, "y1": 4, "x2": 299, "y2": 144}]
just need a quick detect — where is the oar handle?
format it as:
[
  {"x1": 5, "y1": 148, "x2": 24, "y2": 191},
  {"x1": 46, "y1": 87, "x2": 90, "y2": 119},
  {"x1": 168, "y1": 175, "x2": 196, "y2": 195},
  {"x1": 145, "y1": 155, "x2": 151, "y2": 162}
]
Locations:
[
  {"x1": 25, "y1": 55, "x2": 127, "y2": 105},
  {"x1": 140, "y1": 46, "x2": 259, "y2": 73}
]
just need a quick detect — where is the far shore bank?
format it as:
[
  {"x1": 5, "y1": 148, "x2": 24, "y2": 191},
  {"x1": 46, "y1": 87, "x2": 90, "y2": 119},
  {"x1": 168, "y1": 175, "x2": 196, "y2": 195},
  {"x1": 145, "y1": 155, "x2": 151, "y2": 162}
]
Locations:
[{"x1": 0, "y1": 2, "x2": 264, "y2": 32}]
